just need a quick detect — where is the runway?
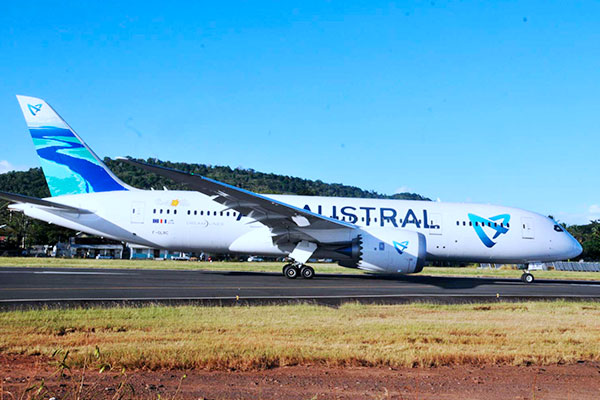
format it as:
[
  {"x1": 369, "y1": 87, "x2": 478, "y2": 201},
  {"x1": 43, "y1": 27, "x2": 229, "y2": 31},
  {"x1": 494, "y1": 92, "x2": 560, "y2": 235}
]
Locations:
[{"x1": 1, "y1": 266, "x2": 600, "y2": 307}]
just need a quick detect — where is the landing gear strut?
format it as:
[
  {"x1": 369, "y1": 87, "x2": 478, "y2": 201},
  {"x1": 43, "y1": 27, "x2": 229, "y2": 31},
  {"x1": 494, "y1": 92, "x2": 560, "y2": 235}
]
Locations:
[
  {"x1": 282, "y1": 263, "x2": 315, "y2": 279},
  {"x1": 521, "y1": 272, "x2": 535, "y2": 284}
]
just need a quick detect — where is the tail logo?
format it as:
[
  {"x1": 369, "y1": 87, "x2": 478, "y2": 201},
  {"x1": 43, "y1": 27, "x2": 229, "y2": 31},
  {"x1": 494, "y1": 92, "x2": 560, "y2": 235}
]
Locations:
[
  {"x1": 468, "y1": 213, "x2": 510, "y2": 248},
  {"x1": 27, "y1": 103, "x2": 42, "y2": 116}
]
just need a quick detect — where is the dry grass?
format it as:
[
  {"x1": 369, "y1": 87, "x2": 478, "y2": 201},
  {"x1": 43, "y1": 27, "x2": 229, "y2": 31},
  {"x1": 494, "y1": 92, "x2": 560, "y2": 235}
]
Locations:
[
  {"x1": 1, "y1": 257, "x2": 600, "y2": 281},
  {"x1": 1, "y1": 301, "x2": 599, "y2": 371}
]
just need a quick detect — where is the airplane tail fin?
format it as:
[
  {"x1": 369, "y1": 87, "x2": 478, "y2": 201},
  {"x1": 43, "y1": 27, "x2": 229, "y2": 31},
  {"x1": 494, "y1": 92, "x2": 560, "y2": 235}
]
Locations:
[{"x1": 15, "y1": 95, "x2": 131, "y2": 196}]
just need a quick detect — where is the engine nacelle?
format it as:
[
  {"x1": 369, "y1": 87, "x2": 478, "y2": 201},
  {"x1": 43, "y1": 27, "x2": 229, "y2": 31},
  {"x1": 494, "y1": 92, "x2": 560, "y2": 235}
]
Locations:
[{"x1": 355, "y1": 228, "x2": 427, "y2": 274}]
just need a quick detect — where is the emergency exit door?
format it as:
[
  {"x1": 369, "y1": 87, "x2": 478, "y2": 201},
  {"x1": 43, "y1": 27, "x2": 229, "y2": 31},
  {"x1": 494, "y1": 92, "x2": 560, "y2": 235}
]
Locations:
[{"x1": 521, "y1": 217, "x2": 534, "y2": 239}]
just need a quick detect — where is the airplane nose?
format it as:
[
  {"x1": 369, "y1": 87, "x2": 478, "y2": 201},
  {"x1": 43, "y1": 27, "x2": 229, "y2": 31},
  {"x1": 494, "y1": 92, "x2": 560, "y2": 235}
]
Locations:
[{"x1": 563, "y1": 235, "x2": 583, "y2": 259}]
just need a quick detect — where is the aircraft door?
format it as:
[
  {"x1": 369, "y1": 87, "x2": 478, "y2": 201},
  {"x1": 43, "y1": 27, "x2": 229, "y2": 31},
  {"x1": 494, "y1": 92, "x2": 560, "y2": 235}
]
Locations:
[
  {"x1": 521, "y1": 217, "x2": 534, "y2": 239},
  {"x1": 131, "y1": 201, "x2": 145, "y2": 224}
]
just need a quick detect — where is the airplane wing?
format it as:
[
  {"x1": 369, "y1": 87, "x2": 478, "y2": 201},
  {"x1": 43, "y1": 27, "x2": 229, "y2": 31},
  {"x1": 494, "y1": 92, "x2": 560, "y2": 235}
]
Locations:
[
  {"x1": 0, "y1": 191, "x2": 92, "y2": 214},
  {"x1": 117, "y1": 158, "x2": 356, "y2": 240}
]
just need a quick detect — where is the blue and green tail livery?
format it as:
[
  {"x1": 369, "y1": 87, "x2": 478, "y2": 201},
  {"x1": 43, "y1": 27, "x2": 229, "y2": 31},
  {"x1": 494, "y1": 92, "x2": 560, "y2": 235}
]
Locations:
[{"x1": 16, "y1": 95, "x2": 130, "y2": 197}]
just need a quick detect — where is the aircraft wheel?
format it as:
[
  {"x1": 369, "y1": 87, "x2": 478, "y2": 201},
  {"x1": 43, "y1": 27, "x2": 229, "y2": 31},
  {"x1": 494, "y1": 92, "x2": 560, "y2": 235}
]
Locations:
[
  {"x1": 283, "y1": 265, "x2": 299, "y2": 279},
  {"x1": 521, "y1": 272, "x2": 534, "y2": 284},
  {"x1": 300, "y1": 265, "x2": 315, "y2": 279},
  {"x1": 282, "y1": 264, "x2": 292, "y2": 275}
]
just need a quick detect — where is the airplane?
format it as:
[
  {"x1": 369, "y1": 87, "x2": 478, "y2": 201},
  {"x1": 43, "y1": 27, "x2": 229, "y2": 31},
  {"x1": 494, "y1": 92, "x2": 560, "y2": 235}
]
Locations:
[{"x1": 1, "y1": 95, "x2": 582, "y2": 284}]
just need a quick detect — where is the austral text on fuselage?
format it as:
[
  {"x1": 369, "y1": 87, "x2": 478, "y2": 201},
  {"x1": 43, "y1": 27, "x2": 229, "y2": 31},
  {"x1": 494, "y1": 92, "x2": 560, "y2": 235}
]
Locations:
[{"x1": 302, "y1": 204, "x2": 439, "y2": 229}]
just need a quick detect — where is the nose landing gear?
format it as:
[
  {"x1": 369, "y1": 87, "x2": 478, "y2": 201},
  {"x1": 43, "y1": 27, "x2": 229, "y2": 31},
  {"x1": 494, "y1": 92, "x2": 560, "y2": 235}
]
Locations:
[{"x1": 282, "y1": 263, "x2": 315, "y2": 279}]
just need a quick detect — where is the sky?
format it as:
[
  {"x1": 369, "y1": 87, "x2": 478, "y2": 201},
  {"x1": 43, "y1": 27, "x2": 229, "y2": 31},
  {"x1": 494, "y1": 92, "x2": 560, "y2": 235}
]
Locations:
[{"x1": 1, "y1": 1, "x2": 599, "y2": 224}]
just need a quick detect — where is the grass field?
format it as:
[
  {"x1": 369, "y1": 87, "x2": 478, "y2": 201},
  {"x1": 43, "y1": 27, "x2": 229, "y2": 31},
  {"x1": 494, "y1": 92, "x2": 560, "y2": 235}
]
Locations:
[
  {"x1": 0, "y1": 257, "x2": 599, "y2": 281},
  {"x1": 1, "y1": 301, "x2": 599, "y2": 370}
]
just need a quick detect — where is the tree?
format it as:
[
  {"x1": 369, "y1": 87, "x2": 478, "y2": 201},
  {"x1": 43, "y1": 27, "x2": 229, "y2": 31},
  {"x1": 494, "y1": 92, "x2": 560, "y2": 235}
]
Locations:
[{"x1": 0, "y1": 159, "x2": 430, "y2": 249}]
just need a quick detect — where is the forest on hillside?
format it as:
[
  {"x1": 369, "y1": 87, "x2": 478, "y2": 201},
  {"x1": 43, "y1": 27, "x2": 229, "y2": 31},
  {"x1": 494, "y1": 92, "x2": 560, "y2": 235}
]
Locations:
[
  {"x1": 0, "y1": 159, "x2": 598, "y2": 260},
  {"x1": 0, "y1": 158, "x2": 428, "y2": 250}
]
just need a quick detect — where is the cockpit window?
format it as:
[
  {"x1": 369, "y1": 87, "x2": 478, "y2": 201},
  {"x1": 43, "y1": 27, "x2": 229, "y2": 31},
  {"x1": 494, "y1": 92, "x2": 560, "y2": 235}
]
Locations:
[{"x1": 554, "y1": 224, "x2": 564, "y2": 232}]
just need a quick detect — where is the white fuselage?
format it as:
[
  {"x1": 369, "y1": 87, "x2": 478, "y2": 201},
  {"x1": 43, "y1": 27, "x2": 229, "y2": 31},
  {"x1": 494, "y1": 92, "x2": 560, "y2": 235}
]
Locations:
[{"x1": 11, "y1": 190, "x2": 582, "y2": 266}]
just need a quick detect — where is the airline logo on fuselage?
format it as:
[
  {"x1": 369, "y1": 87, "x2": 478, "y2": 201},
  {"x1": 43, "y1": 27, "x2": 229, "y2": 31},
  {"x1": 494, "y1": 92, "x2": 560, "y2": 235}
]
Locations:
[
  {"x1": 28, "y1": 103, "x2": 42, "y2": 116},
  {"x1": 468, "y1": 213, "x2": 510, "y2": 248},
  {"x1": 302, "y1": 204, "x2": 439, "y2": 229}
]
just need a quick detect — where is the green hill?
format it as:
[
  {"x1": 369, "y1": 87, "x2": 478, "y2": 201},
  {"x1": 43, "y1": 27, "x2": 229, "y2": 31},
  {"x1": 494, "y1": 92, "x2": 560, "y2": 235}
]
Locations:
[
  {"x1": 0, "y1": 159, "x2": 428, "y2": 249},
  {"x1": 2, "y1": 159, "x2": 596, "y2": 261},
  {"x1": 0, "y1": 158, "x2": 429, "y2": 200},
  {"x1": 106, "y1": 158, "x2": 429, "y2": 200}
]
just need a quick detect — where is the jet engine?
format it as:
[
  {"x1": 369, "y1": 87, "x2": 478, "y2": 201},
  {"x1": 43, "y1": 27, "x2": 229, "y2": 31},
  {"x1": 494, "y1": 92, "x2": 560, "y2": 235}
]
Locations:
[{"x1": 338, "y1": 228, "x2": 427, "y2": 274}]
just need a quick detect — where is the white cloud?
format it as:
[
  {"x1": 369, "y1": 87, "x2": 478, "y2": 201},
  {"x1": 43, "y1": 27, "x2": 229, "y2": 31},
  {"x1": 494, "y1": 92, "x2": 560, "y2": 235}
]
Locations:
[
  {"x1": 555, "y1": 206, "x2": 600, "y2": 225},
  {"x1": 0, "y1": 161, "x2": 15, "y2": 174},
  {"x1": 0, "y1": 160, "x2": 26, "y2": 174},
  {"x1": 395, "y1": 186, "x2": 411, "y2": 193}
]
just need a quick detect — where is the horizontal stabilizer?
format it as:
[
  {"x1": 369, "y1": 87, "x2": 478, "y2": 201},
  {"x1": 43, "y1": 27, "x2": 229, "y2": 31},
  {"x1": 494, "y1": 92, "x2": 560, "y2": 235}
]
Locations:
[{"x1": 0, "y1": 191, "x2": 92, "y2": 213}]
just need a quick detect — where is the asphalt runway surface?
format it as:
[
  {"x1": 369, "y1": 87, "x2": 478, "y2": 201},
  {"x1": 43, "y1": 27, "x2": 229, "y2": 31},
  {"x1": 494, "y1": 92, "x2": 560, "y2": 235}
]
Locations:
[{"x1": 1, "y1": 266, "x2": 600, "y2": 307}]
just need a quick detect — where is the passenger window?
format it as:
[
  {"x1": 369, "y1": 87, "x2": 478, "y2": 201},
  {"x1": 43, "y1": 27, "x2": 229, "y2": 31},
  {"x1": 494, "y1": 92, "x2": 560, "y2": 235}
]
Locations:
[
  {"x1": 187, "y1": 210, "x2": 190, "y2": 215},
  {"x1": 153, "y1": 209, "x2": 156, "y2": 214},
  {"x1": 227, "y1": 212, "x2": 230, "y2": 217},
  {"x1": 456, "y1": 221, "x2": 459, "y2": 226},
  {"x1": 167, "y1": 209, "x2": 170, "y2": 214},
  {"x1": 174, "y1": 210, "x2": 177, "y2": 215},
  {"x1": 132, "y1": 209, "x2": 135, "y2": 214},
  {"x1": 462, "y1": 221, "x2": 466, "y2": 226},
  {"x1": 200, "y1": 211, "x2": 203, "y2": 215},
  {"x1": 214, "y1": 211, "x2": 217, "y2": 216},
  {"x1": 194, "y1": 210, "x2": 197, "y2": 215},
  {"x1": 160, "y1": 209, "x2": 163, "y2": 214}
]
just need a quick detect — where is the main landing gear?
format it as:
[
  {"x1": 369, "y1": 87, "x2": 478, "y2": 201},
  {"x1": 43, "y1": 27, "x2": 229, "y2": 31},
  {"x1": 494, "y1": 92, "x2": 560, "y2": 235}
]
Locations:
[
  {"x1": 521, "y1": 272, "x2": 535, "y2": 284},
  {"x1": 282, "y1": 263, "x2": 315, "y2": 279}
]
